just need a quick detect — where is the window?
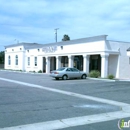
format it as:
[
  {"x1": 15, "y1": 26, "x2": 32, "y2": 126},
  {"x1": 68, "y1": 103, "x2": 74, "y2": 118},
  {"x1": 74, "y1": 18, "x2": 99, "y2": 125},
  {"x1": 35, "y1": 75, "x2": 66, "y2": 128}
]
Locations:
[
  {"x1": 15, "y1": 55, "x2": 18, "y2": 65},
  {"x1": 12, "y1": 49, "x2": 14, "y2": 51},
  {"x1": 71, "y1": 68, "x2": 79, "y2": 72},
  {"x1": 61, "y1": 46, "x2": 63, "y2": 50},
  {"x1": 8, "y1": 56, "x2": 11, "y2": 65},
  {"x1": 20, "y1": 48, "x2": 22, "y2": 50},
  {"x1": 34, "y1": 57, "x2": 37, "y2": 66},
  {"x1": 38, "y1": 49, "x2": 40, "y2": 52},
  {"x1": 57, "y1": 67, "x2": 66, "y2": 71},
  {"x1": 28, "y1": 57, "x2": 30, "y2": 66},
  {"x1": 66, "y1": 68, "x2": 71, "y2": 71}
]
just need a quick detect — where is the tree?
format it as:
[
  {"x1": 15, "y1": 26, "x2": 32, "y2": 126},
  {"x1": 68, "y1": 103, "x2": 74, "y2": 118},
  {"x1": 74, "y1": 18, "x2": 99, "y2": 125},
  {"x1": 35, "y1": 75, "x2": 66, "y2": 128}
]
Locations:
[
  {"x1": 62, "y1": 34, "x2": 70, "y2": 41},
  {"x1": 0, "y1": 51, "x2": 5, "y2": 64}
]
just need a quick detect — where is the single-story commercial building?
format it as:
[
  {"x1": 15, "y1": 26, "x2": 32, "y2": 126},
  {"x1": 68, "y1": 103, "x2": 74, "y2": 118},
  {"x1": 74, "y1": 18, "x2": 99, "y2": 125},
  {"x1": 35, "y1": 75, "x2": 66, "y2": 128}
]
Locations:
[{"x1": 4, "y1": 35, "x2": 130, "y2": 79}]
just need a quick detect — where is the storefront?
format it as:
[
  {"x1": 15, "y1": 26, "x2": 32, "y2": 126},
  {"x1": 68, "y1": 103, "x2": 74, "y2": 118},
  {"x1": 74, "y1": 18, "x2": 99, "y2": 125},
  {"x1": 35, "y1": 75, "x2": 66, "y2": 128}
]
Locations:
[{"x1": 4, "y1": 35, "x2": 130, "y2": 79}]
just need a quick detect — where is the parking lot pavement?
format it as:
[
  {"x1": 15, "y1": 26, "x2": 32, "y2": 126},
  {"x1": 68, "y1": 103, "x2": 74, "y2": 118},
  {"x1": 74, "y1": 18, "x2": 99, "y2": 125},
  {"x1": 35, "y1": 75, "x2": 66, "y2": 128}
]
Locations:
[
  {"x1": 0, "y1": 80, "x2": 120, "y2": 128},
  {"x1": 0, "y1": 71, "x2": 130, "y2": 104},
  {"x1": 0, "y1": 71, "x2": 130, "y2": 130}
]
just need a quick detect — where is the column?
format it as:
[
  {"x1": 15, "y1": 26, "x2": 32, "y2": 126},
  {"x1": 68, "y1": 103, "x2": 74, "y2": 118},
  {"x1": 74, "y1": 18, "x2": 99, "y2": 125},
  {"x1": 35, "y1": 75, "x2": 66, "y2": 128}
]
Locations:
[
  {"x1": 22, "y1": 51, "x2": 25, "y2": 71},
  {"x1": 45, "y1": 56, "x2": 50, "y2": 73},
  {"x1": 83, "y1": 55, "x2": 90, "y2": 73},
  {"x1": 68, "y1": 55, "x2": 74, "y2": 67},
  {"x1": 56, "y1": 56, "x2": 61, "y2": 69},
  {"x1": 101, "y1": 53, "x2": 109, "y2": 78}
]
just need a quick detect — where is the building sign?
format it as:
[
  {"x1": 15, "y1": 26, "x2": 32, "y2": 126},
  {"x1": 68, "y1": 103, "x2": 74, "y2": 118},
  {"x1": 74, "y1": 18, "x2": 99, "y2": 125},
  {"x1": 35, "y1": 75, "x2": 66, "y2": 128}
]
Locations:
[{"x1": 42, "y1": 46, "x2": 57, "y2": 53}]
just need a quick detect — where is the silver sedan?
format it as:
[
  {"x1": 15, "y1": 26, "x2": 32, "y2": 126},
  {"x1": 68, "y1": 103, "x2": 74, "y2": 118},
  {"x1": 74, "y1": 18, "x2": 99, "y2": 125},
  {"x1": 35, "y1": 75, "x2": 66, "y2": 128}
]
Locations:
[{"x1": 50, "y1": 67, "x2": 87, "y2": 80}]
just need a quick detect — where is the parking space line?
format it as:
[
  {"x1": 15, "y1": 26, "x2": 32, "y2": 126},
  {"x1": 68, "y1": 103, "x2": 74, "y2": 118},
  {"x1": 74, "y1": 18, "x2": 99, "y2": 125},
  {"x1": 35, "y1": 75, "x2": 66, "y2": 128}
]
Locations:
[
  {"x1": 0, "y1": 77, "x2": 130, "y2": 130},
  {"x1": 0, "y1": 77, "x2": 129, "y2": 107}
]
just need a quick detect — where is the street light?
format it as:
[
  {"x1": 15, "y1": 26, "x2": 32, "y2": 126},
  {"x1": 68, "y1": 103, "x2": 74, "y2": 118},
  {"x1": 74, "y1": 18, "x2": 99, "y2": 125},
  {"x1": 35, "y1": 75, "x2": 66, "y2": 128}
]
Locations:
[{"x1": 54, "y1": 28, "x2": 59, "y2": 42}]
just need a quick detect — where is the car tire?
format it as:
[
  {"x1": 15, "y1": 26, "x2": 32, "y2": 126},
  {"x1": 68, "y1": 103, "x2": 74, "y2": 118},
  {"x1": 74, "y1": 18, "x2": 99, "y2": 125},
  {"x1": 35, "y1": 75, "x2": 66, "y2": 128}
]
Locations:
[
  {"x1": 81, "y1": 74, "x2": 86, "y2": 79},
  {"x1": 55, "y1": 78, "x2": 59, "y2": 80},
  {"x1": 62, "y1": 75, "x2": 68, "y2": 80}
]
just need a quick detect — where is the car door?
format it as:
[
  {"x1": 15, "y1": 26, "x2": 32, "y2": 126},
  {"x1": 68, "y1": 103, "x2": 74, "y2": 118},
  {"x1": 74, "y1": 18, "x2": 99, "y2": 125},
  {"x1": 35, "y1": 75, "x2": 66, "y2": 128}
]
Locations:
[
  {"x1": 71, "y1": 68, "x2": 80, "y2": 78},
  {"x1": 66, "y1": 68, "x2": 73, "y2": 78}
]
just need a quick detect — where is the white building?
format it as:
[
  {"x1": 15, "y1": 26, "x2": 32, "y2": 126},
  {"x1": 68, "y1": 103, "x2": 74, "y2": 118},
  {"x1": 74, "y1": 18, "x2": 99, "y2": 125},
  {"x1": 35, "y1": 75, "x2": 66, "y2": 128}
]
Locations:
[{"x1": 4, "y1": 35, "x2": 130, "y2": 79}]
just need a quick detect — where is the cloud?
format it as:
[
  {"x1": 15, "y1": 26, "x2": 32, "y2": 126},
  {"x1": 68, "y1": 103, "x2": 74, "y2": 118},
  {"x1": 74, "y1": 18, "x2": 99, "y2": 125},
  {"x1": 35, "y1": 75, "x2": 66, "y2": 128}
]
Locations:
[{"x1": 0, "y1": 0, "x2": 130, "y2": 51}]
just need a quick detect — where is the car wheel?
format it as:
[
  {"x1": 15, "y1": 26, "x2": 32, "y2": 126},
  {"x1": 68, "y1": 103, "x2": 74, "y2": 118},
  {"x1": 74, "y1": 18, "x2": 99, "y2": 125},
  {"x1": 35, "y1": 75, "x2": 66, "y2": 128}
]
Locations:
[
  {"x1": 62, "y1": 75, "x2": 68, "y2": 80},
  {"x1": 55, "y1": 78, "x2": 59, "y2": 80},
  {"x1": 81, "y1": 74, "x2": 86, "y2": 79}
]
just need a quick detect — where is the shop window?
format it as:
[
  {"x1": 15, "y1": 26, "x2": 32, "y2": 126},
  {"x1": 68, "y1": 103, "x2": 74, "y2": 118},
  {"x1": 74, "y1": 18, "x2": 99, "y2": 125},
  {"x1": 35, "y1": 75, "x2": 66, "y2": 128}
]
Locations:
[
  {"x1": 8, "y1": 56, "x2": 11, "y2": 65},
  {"x1": 34, "y1": 57, "x2": 37, "y2": 66},
  {"x1": 15, "y1": 55, "x2": 18, "y2": 65}
]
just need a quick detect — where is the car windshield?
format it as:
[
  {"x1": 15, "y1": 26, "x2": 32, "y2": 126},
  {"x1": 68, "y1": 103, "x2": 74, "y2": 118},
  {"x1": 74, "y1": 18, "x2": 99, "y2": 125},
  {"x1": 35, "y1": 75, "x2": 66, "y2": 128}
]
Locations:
[{"x1": 56, "y1": 67, "x2": 66, "y2": 71}]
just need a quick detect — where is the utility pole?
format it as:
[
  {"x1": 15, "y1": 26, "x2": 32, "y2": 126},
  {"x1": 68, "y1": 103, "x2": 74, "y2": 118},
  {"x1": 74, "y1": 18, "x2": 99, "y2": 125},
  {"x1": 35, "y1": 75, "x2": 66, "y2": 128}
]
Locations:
[
  {"x1": 14, "y1": 39, "x2": 19, "y2": 44},
  {"x1": 54, "y1": 28, "x2": 59, "y2": 42}
]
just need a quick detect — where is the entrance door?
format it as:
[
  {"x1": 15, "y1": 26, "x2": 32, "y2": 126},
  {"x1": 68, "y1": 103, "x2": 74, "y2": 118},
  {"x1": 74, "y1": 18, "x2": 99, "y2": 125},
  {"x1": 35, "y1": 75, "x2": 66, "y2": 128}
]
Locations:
[
  {"x1": 89, "y1": 55, "x2": 101, "y2": 72},
  {"x1": 50, "y1": 57, "x2": 56, "y2": 71},
  {"x1": 43, "y1": 57, "x2": 46, "y2": 73},
  {"x1": 74, "y1": 56, "x2": 83, "y2": 70}
]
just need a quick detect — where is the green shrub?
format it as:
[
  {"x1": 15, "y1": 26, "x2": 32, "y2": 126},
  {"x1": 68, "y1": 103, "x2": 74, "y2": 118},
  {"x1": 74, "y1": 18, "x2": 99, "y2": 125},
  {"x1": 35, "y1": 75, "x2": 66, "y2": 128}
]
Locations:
[
  {"x1": 38, "y1": 70, "x2": 42, "y2": 73},
  {"x1": 33, "y1": 70, "x2": 35, "y2": 73},
  {"x1": 108, "y1": 74, "x2": 114, "y2": 79},
  {"x1": 88, "y1": 70, "x2": 100, "y2": 78}
]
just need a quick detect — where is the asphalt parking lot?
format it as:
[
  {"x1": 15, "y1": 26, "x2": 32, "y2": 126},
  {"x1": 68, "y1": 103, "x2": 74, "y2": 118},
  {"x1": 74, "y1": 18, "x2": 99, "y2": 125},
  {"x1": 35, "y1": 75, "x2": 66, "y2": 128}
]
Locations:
[{"x1": 0, "y1": 70, "x2": 130, "y2": 130}]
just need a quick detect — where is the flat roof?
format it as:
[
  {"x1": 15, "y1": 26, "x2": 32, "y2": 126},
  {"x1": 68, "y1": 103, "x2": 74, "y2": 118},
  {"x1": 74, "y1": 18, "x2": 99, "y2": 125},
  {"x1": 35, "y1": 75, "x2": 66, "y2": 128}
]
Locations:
[{"x1": 5, "y1": 35, "x2": 108, "y2": 50}]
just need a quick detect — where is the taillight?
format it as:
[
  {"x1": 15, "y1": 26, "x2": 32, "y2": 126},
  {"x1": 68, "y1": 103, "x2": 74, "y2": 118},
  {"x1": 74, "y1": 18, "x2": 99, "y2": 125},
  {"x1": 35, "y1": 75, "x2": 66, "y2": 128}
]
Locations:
[{"x1": 54, "y1": 72, "x2": 59, "y2": 74}]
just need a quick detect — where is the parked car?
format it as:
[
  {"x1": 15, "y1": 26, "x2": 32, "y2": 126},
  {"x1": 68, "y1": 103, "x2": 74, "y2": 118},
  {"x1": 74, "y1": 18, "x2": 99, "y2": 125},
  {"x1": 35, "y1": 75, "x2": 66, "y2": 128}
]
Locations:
[{"x1": 50, "y1": 67, "x2": 87, "y2": 80}]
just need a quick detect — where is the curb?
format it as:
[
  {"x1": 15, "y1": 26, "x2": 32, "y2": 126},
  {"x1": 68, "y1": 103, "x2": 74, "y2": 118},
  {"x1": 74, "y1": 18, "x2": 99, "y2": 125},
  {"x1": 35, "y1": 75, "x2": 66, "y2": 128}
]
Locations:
[
  {"x1": 87, "y1": 77, "x2": 130, "y2": 82},
  {"x1": 0, "y1": 69, "x2": 49, "y2": 75},
  {"x1": 86, "y1": 77, "x2": 116, "y2": 82},
  {"x1": 1, "y1": 70, "x2": 130, "y2": 82}
]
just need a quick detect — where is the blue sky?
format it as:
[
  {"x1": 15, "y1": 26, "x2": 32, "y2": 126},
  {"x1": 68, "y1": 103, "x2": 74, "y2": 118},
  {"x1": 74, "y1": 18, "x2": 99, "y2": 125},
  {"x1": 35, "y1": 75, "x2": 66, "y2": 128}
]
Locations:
[{"x1": 0, "y1": 0, "x2": 130, "y2": 51}]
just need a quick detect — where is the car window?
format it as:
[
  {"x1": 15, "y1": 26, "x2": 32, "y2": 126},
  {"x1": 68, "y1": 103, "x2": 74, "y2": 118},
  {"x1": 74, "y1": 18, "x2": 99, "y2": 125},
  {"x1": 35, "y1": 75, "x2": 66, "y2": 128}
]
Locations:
[
  {"x1": 57, "y1": 67, "x2": 65, "y2": 71},
  {"x1": 66, "y1": 68, "x2": 71, "y2": 71},
  {"x1": 71, "y1": 68, "x2": 79, "y2": 72}
]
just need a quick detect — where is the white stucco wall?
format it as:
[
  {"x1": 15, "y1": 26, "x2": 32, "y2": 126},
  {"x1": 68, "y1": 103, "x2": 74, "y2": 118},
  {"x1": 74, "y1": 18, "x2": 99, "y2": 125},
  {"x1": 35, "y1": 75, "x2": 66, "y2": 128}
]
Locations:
[
  {"x1": 24, "y1": 39, "x2": 107, "y2": 72},
  {"x1": 25, "y1": 49, "x2": 43, "y2": 72},
  {"x1": 108, "y1": 41, "x2": 130, "y2": 79},
  {"x1": 41, "y1": 40, "x2": 106, "y2": 56},
  {"x1": 4, "y1": 36, "x2": 130, "y2": 79},
  {"x1": 5, "y1": 46, "x2": 25, "y2": 70},
  {"x1": 108, "y1": 55, "x2": 119, "y2": 78},
  {"x1": 127, "y1": 51, "x2": 130, "y2": 56}
]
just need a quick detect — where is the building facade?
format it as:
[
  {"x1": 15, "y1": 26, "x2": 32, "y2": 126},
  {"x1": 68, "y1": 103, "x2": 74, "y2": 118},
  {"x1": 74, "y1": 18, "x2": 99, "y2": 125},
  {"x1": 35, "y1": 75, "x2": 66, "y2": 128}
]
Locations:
[{"x1": 4, "y1": 35, "x2": 130, "y2": 79}]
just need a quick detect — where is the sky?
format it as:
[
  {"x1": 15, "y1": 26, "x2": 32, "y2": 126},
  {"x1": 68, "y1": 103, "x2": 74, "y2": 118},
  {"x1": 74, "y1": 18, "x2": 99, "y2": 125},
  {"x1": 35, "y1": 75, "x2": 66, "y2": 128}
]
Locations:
[{"x1": 0, "y1": 0, "x2": 130, "y2": 51}]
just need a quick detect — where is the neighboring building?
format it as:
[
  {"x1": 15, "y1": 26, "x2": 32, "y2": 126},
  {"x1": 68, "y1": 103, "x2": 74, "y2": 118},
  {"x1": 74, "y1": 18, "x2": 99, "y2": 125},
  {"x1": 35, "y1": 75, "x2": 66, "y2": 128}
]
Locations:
[{"x1": 4, "y1": 35, "x2": 130, "y2": 79}]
